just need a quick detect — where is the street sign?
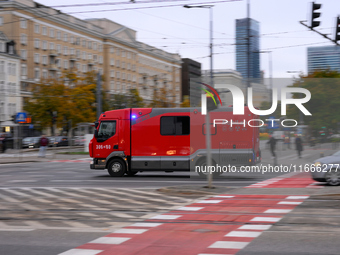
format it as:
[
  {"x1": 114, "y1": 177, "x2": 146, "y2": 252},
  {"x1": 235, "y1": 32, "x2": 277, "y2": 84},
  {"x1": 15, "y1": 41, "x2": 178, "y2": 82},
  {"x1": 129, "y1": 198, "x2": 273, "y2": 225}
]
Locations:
[{"x1": 16, "y1": 112, "x2": 27, "y2": 123}]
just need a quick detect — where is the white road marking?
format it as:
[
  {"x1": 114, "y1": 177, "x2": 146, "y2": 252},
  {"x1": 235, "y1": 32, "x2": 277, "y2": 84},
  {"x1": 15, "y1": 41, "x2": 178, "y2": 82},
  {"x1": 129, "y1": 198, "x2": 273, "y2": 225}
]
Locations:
[
  {"x1": 58, "y1": 249, "x2": 104, "y2": 255},
  {"x1": 209, "y1": 241, "x2": 249, "y2": 249},
  {"x1": 89, "y1": 237, "x2": 131, "y2": 244},
  {"x1": 196, "y1": 200, "x2": 222, "y2": 204},
  {"x1": 225, "y1": 231, "x2": 262, "y2": 238},
  {"x1": 238, "y1": 225, "x2": 272, "y2": 230},
  {"x1": 130, "y1": 223, "x2": 162, "y2": 227},
  {"x1": 177, "y1": 207, "x2": 204, "y2": 211},
  {"x1": 114, "y1": 228, "x2": 148, "y2": 234},
  {"x1": 264, "y1": 209, "x2": 292, "y2": 214},
  {"x1": 286, "y1": 196, "x2": 309, "y2": 200},
  {"x1": 278, "y1": 201, "x2": 302, "y2": 205},
  {"x1": 250, "y1": 217, "x2": 282, "y2": 222},
  {"x1": 150, "y1": 215, "x2": 181, "y2": 220}
]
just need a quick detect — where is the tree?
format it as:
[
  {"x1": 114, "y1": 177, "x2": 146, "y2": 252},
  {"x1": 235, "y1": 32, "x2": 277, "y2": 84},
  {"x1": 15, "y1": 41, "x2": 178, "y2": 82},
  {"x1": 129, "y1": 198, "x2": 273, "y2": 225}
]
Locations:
[
  {"x1": 149, "y1": 86, "x2": 175, "y2": 108},
  {"x1": 24, "y1": 71, "x2": 98, "y2": 134},
  {"x1": 286, "y1": 70, "x2": 340, "y2": 134},
  {"x1": 109, "y1": 88, "x2": 144, "y2": 109}
]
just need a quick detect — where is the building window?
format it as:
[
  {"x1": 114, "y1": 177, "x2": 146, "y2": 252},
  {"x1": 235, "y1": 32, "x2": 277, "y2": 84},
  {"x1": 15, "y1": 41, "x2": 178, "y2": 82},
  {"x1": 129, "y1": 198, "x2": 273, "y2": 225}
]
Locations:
[
  {"x1": 110, "y1": 70, "x2": 115, "y2": 78},
  {"x1": 88, "y1": 41, "x2": 92, "y2": 49},
  {"x1": 42, "y1": 26, "x2": 47, "y2": 36},
  {"x1": 63, "y1": 46, "x2": 68, "y2": 55},
  {"x1": 50, "y1": 28, "x2": 54, "y2": 38},
  {"x1": 64, "y1": 60, "x2": 68, "y2": 69},
  {"x1": 110, "y1": 81, "x2": 114, "y2": 91},
  {"x1": 0, "y1": 61, "x2": 4, "y2": 73},
  {"x1": 122, "y1": 51, "x2": 126, "y2": 58},
  {"x1": 42, "y1": 41, "x2": 48, "y2": 50},
  {"x1": 34, "y1": 54, "x2": 40, "y2": 63},
  {"x1": 110, "y1": 58, "x2": 114, "y2": 66},
  {"x1": 127, "y1": 52, "x2": 131, "y2": 59},
  {"x1": 21, "y1": 34, "x2": 27, "y2": 45},
  {"x1": 42, "y1": 55, "x2": 47, "y2": 65},
  {"x1": 20, "y1": 49, "x2": 27, "y2": 60},
  {"x1": 49, "y1": 42, "x2": 54, "y2": 50},
  {"x1": 116, "y1": 60, "x2": 120, "y2": 68},
  {"x1": 20, "y1": 18, "x2": 27, "y2": 29},
  {"x1": 57, "y1": 44, "x2": 61, "y2": 54},
  {"x1": 88, "y1": 53, "x2": 92, "y2": 60},
  {"x1": 76, "y1": 37, "x2": 80, "y2": 45},
  {"x1": 93, "y1": 42, "x2": 97, "y2": 51},
  {"x1": 21, "y1": 64, "x2": 27, "y2": 76},
  {"x1": 110, "y1": 47, "x2": 114, "y2": 54},
  {"x1": 64, "y1": 33, "x2": 68, "y2": 42},
  {"x1": 70, "y1": 36, "x2": 74, "y2": 44},
  {"x1": 116, "y1": 71, "x2": 120, "y2": 79},
  {"x1": 0, "y1": 42, "x2": 4, "y2": 52},
  {"x1": 34, "y1": 68, "x2": 40, "y2": 80},
  {"x1": 57, "y1": 31, "x2": 61, "y2": 40},
  {"x1": 34, "y1": 39, "x2": 40, "y2": 48},
  {"x1": 34, "y1": 24, "x2": 40, "y2": 33},
  {"x1": 76, "y1": 50, "x2": 80, "y2": 58},
  {"x1": 99, "y1": 68, "x2": 103, "y2": 74},
  {"x1": 82, "y1": 39, "x2": 86, "y2": 47},
  {"x1": 116, "y1": 48, "x2": 120, "y2": 56},
  {"x1": 42, "y1": 69, "x2": 48, "y2": 79},
  {"x1": 99, "y1": 44, "x2": 102, "y2": 52},
  {"x1": 82, "y1": 51, "x2": 86, "y2": 60},
  {"x1": 99, "y1": 56, "x2": 103, "y2": 64},
  {"x1": 82, "y1": 64, "x2": 87, "y2": 73},
  {"x1": 122, "y1": 62, "x2": 125, "y2": 69},
  {"x1": 76, "y1": 63, "x2": 80, "y2": 70}
]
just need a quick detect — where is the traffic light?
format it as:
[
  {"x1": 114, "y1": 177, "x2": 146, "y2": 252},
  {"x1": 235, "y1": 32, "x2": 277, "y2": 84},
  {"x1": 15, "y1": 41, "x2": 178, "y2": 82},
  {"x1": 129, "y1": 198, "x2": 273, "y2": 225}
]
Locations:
[
  {"x1": 335, "y1": 16, "x2": 340, "y2": 43},
  {"x1": 311, "y1": 2, "x2": 321, "y2": 29},
  {"x1": 10, "y1": 115, "x2": 16, "y2": 123}
]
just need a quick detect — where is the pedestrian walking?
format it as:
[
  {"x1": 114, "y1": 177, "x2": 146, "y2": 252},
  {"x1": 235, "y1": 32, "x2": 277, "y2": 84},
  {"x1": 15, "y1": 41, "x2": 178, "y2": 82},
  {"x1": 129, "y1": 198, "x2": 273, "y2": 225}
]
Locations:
[
  {"x1": 267, "y1": 135, "x2": 276, "y2": 158},
  {"x1": 295, "y1": 135, "x2": 303, "y2": 158},
  {"x1": 38, "y1": 135, "x2": 49, "y2": 158}
]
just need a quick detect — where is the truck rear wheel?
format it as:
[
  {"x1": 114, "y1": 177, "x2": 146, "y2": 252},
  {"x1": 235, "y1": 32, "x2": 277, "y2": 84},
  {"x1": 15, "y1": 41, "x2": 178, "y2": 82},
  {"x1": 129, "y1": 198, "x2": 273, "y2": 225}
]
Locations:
[
  {"x1": 107, "y1": 158, "x2": 126, "y2": 177},
  {"x1": 196, "y1": 158, "x2": 222, "y2": 178}
]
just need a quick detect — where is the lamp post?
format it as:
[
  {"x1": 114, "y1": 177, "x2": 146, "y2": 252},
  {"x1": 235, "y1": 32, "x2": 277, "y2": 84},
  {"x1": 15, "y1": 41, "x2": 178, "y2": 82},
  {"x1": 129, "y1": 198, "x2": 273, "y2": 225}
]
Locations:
[
  {"x1": 184, "y1": 4, "x2": 214, "y2": 188},
  {"x1": 255, "y1": 50, "x2": 273, "y2": 104}
]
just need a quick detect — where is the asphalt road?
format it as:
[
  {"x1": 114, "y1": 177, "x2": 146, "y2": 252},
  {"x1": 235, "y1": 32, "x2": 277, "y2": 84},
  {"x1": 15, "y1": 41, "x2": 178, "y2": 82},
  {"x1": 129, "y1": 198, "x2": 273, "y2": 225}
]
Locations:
[{"x1": 0, "y1": 142, "x2": 339, "y2": 254}]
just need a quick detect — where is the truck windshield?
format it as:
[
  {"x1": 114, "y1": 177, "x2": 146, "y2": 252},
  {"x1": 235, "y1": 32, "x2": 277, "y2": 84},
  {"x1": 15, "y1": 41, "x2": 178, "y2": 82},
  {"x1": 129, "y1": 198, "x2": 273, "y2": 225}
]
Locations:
[{"x1": 98, "y1": 121, "x2": 116, "y2": 138}]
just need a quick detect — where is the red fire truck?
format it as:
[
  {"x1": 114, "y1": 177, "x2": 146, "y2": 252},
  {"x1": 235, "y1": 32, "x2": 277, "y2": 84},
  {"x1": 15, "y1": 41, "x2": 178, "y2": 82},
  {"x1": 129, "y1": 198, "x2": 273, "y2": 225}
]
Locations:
[{"x1": 89, "y1": 107, "x2": 261, "y2": 177}]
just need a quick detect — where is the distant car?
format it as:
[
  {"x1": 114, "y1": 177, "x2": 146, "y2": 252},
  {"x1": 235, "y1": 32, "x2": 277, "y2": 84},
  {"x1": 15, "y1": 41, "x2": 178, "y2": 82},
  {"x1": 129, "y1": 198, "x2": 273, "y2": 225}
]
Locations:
[
  {"x1": 311, "y1": 150, "x2": 340, "y2": 186},
  {"x1": 74, "y1": 136, "x2": 85, "y2": 146},
  {"x1": 22, "y1": 137, "x2": 40, "y2": 149}
]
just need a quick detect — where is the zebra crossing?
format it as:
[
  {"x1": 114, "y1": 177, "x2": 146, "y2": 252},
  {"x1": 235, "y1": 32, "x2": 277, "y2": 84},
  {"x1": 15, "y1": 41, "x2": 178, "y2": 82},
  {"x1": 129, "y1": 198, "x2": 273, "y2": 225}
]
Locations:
[{"x1": 0, "y1": 187, "x2": 202, "y2": 232}]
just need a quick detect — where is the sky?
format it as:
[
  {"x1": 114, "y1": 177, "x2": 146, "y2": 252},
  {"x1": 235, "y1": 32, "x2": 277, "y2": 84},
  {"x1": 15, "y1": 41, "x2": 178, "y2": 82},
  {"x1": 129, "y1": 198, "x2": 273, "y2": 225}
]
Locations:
[{"x1": 38, "y1": 0, "x2": 339, "y2": 78}]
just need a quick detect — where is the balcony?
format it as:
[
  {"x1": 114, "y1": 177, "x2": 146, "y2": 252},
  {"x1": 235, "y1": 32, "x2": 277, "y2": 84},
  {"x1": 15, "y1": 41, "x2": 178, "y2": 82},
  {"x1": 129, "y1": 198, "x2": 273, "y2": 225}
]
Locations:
[
  {"x1": 87, "y1": 59, "x2": 94, "y2": 66},
  {"x1": 69, "y1": 54, "x2": 77, "y2": 61},
  {"x1": 49, "y1": 50, "x2": 58, "y2": 57},
  {"x1": 49, "y1": 64, "x2": 58, "y2": 71}
]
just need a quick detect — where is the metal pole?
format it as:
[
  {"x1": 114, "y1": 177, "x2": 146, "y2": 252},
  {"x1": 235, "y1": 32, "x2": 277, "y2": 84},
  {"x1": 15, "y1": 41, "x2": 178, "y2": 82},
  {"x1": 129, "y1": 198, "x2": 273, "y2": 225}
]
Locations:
[
  {"x1": 96, "y1": 72, "x2": 102, "y2": 120},
  {"x1": 207, "y1": 6, "x2": 213, "y2": 188},
  {"x1": 246, "y1": 0, "x2": 250, "y2": 103}
]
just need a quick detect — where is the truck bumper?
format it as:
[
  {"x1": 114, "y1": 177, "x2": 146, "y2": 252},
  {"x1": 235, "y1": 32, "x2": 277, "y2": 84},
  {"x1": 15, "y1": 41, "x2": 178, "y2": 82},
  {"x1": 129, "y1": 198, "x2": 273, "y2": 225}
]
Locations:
[{"x1": 90, "y1": 159, "x2": 106, "y2": 170}]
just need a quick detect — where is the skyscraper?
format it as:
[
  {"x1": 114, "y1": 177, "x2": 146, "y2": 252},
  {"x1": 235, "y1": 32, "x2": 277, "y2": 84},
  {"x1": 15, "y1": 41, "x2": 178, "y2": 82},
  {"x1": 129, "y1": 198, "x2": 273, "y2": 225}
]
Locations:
[
  {"x1": 307, "y1": 46, "x2": 340, "y2": 73},
  {"x1": 235, "y1": 18, "x2": 260, "y2": 80}
]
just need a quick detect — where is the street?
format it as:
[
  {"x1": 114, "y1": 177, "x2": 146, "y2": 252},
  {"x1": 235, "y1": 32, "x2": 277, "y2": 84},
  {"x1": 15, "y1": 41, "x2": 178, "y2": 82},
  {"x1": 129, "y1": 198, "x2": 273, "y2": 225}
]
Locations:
[{"x1": 0, "y1": 142, "x2": 340, "y2": 254}]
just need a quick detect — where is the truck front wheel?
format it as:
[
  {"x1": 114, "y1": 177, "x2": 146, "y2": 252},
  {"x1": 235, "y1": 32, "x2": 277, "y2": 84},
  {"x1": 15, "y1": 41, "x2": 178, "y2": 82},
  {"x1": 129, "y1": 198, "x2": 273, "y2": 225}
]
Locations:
[{"x1": 107, "y1": 159, "x2": 126, "y2": 177}]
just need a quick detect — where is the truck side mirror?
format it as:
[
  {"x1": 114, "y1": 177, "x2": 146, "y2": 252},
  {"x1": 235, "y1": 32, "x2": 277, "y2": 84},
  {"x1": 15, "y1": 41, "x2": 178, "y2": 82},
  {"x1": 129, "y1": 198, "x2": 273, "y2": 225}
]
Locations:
[
  {"x1": 94, "y1": 121, "x2": 99, "y2": 128},
  {"x1": 94, "y1": 129, "x2": 98, "y2": 138}
]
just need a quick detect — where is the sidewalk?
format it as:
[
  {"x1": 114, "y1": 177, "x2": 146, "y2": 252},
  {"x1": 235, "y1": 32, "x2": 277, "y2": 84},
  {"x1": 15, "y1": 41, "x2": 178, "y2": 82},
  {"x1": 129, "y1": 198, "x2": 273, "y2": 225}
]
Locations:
[{"x1": 0, "y1": 146, "x2": 89, "y2": 164}]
